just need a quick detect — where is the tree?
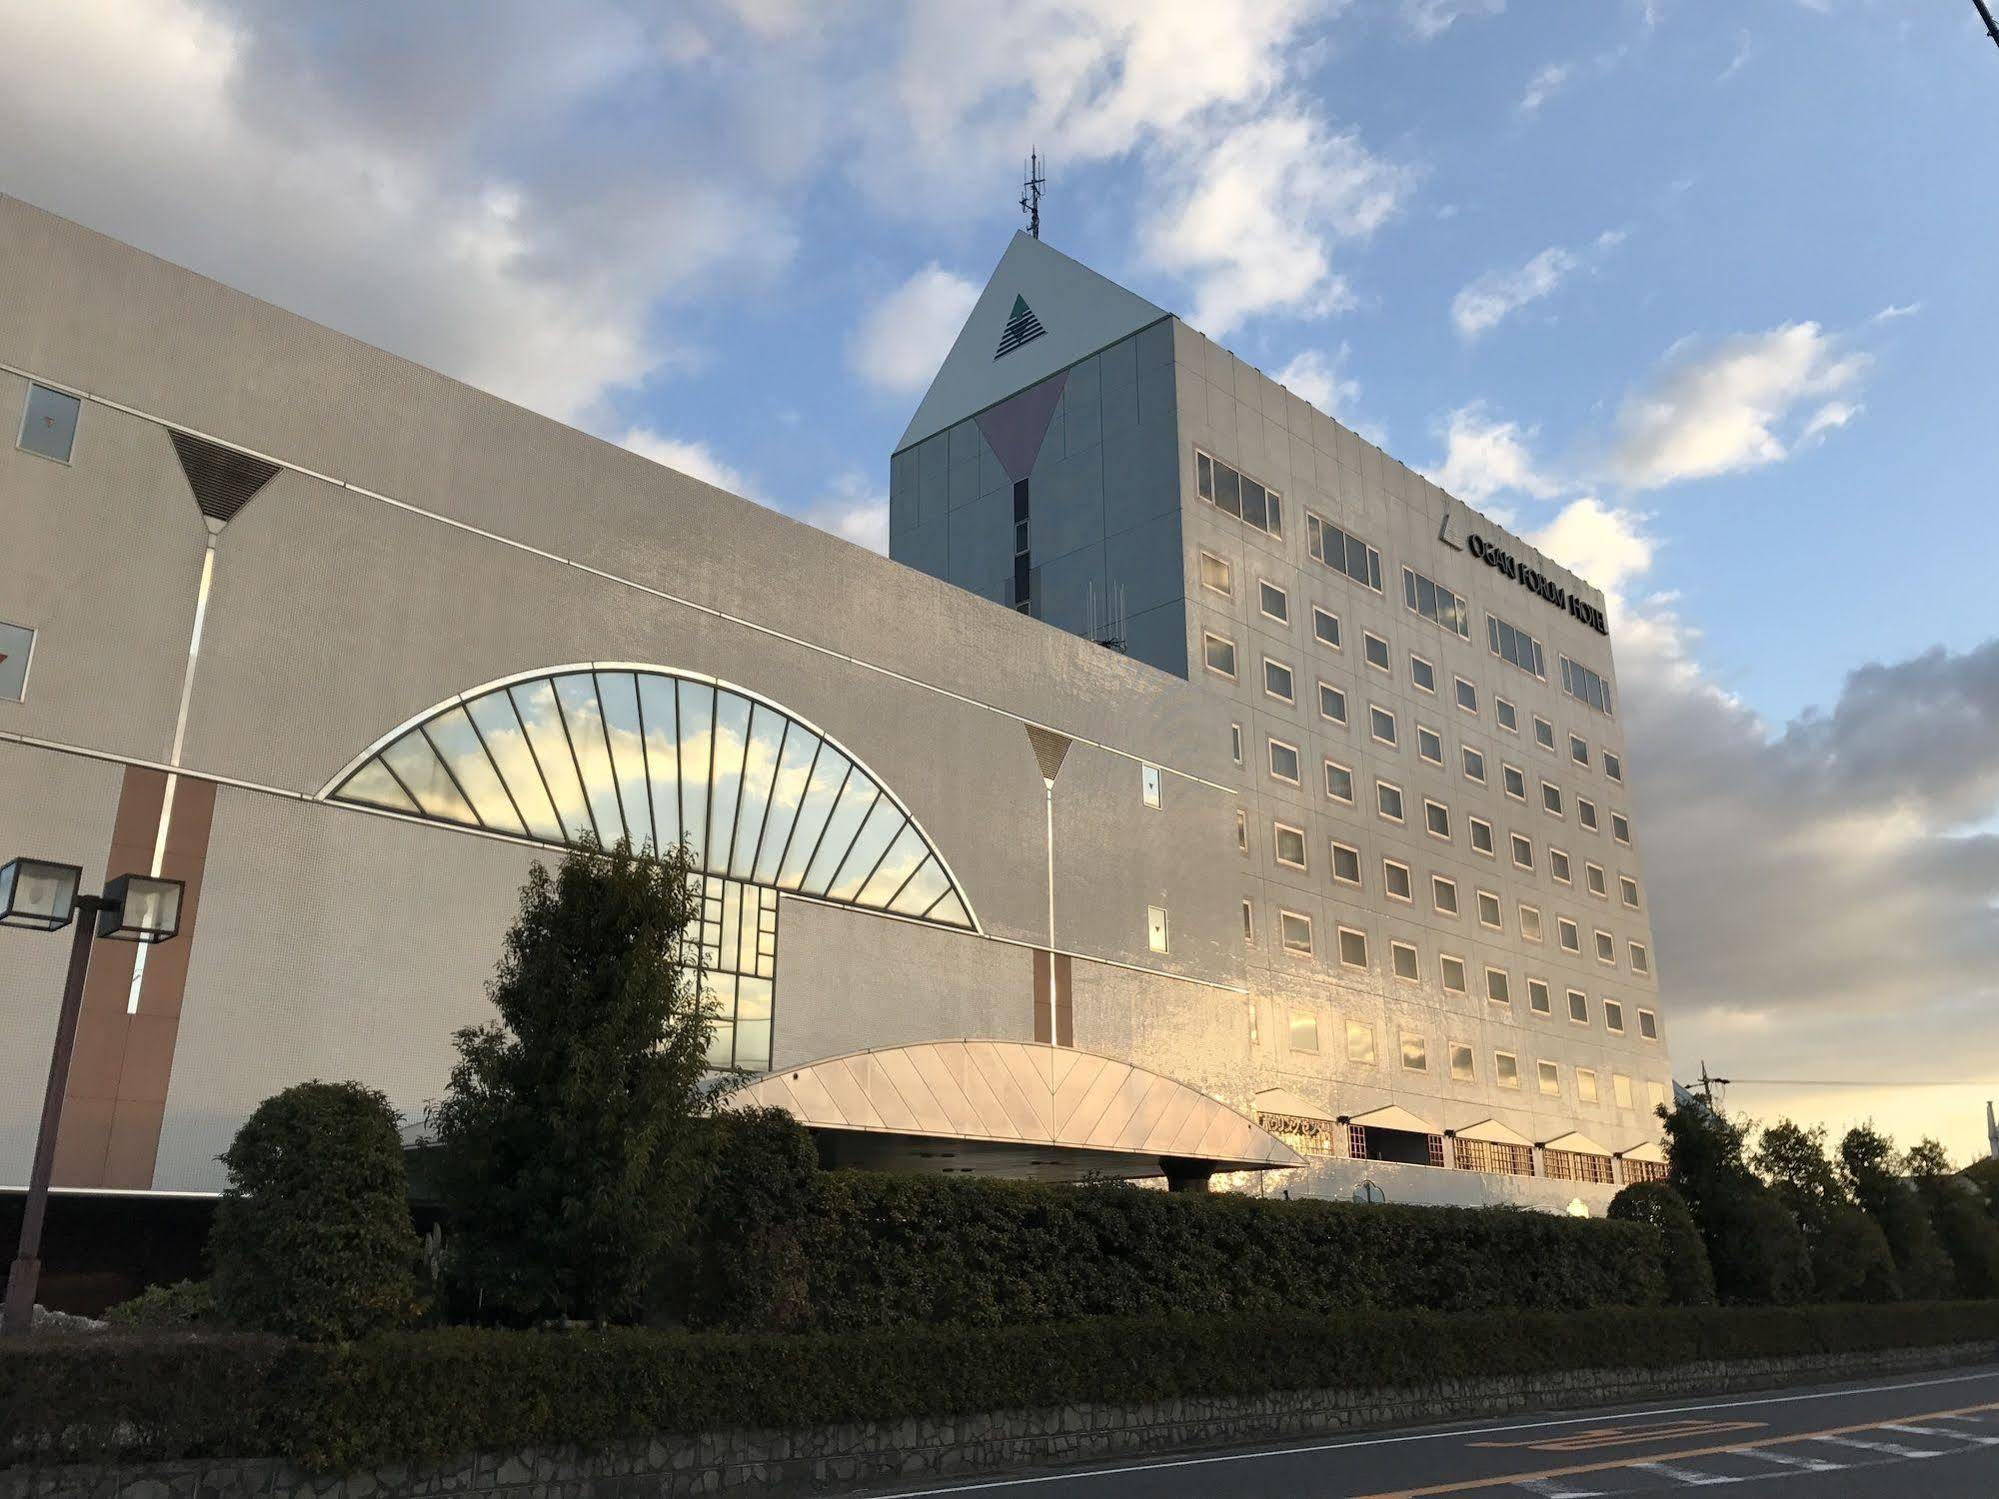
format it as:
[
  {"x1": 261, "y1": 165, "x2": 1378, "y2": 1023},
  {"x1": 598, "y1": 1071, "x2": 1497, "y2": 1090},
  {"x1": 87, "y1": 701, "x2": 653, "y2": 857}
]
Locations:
[
  {"x1": 428, "y1": 838, "x2": 713, "y2": 1325},
  {"x1": 1755, "y1": 1119, "x2": 1895, "y2": 1302},
  {"x1": 209, "y1": 1080, "x2": 418, "y2": 1340},
  {"x1": 1662, "y1": 1103, "x2": 1811, "y2": 1304},
  {"x1": 1965, "y1": 1156, "x2": 1999, "y2": 1226},
  {"x1": 1607, "y1": 1181, "x2": 1716, "y2": 1306},
  {"x1": 1840, "y1": 1124, "x2": 1954, "y2": 1300},
  {"x1": 676, "y1": 1106, "x2": 822, "y2": 1331},
  {"x1": 1907, "y1": 1138, "x2": 1999, "y2": 1299}
]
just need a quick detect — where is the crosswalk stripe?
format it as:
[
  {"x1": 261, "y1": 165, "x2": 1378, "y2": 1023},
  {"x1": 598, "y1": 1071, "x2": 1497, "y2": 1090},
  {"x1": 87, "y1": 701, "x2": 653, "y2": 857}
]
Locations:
[
  {"x1": 1626, "y1": 1461, "x2": 1742, "y2": 1486},
  {"x1": 1882, "y1": 1421, "x2": 1999, "y2": 1446},
  {"x1": 1512, "y1": 1480, "x2": 1608, "y2": 1498},
  {"x1": 1811, "y1": 1434, "x2": 1945, "y2": 1459},
  {"x1": 1732, "y1": 1448, "x2": 1845, "y2": 1473}
]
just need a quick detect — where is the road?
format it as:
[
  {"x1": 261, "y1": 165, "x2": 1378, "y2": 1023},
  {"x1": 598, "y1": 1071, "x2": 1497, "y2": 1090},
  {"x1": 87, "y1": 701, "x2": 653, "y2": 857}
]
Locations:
[{"x1": 860, "y1": 1362, "x2": 1999, "y2": 1498}]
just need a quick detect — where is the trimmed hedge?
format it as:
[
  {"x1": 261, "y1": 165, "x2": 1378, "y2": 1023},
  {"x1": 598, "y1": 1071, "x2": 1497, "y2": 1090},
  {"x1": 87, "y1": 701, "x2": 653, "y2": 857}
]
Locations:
[
  {"x1": 681, "y1": 1173, "x2": 1669, "y2": 1330},
  {"x1": 9, "y1": 1303, "x2": 1999, "y2": 1474}
]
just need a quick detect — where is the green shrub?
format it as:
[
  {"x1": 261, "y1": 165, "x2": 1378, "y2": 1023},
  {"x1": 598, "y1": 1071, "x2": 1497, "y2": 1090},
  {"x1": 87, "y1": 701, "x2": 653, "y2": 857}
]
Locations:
[
  {"x1": 209, "y1": 1081, "x2": 419, "y2": 1342},
  {"x1": 1842, "y1": 1126, "x2": 1955, "y2": 1299},
  {"x1": 674, "y1": 1106, "x2": 819, "y2": 1331},
  {"x1": 683, "y1": 1170, "x2": 1666, "y2": 1331},
  {"x1": 102, "y1": 1279, "x2": 218, "y2": 1330},
  {"x1": 1608, "y1": 1182, "x2": 1716, "y2": 1306},
  {"x1": 1811, "y1": 1204, "x2": 1901, "y2": 1303},
  {"x1": 8, "y1": 1304, "x2": 1999, "y2": 1474},
  {"x1": 1705, "y1": 1188, "x2": 1813, "y2": 1306}
]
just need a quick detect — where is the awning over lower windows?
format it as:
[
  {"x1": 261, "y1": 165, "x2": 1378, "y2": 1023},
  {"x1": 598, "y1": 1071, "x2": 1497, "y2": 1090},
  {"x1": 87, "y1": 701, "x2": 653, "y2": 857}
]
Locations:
[
  {"x1": 1618, "y1": 1139, "x2": 1667, "y2": 1164},
  {"x1": 1452, "y1": 1117, "x2": 1532, "y2": 1148},
  {"x1": 1344, "y1": 1104, "x2": 1441, "y2": 1135},
  {"x1": 1251, "y1": 1088, "x2": 1339, "y2": 1124},
  {"x1": 1540, "y1": 1130, "x2": 1611, "y2": 1155}
]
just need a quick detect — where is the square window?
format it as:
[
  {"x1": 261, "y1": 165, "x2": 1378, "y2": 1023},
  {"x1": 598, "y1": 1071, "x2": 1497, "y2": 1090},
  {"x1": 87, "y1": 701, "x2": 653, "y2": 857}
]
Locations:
[
  {"x1": 1578, "y1": 797, "x2": 1599, "y2": 831},
  {"x1": 1441, "y1": 953, "x2": 1468, "y2": 992},
  {"x1": 1259, "y1": 579, "x2": 1289, "y2": 622},
  {"x1": 1199, "y1": 551, "x2": 1233, "y2": 595},
  {"x1": 1377, "y1": 780, "x2": 1404, "y2": 821},
  {"x1": 1384, "y1": 859, "x2": 1414, "y2": 902},
  {"x1": 1570, "y1": 735, "x2": 1590, "y2": 765},
  {"x1": 1313, "y1": 607, "x2": 1341, "y2": 649},
  {"x1": 1621, "y1": 876, "x2": 1640, "y2": 909},
  {"x1": 1511, "y1": 833, "x2": 1534, "y2": 870},
  {"x1": 1318, "y1": 682, "x2": 1348, "y2": 723},
  {"x1": 1538, "y1": 1060, "x2": 1561, "y2": 1097},
  {"x1": 1605, "y1": 751, "x2": 1624, "y2": 782},
  {"x1": 1476, "y1": 889, "x2": 1502, "y2": 929},
  {"x1": 1469, "y1": 817, "x2": 1495, "y2": 855},
  {"x1": 1638, "y1": 1007, "x2": 1659, "y2": 1040},
  {"x1": 1629, "y1": 942, "x2": 1651, "y2": 975},
  {"x1": 1568, "y1": 988, "x2": 1589, "y2": 1024},
  {"x1": 1577, "y1": 1068, "x2": 1599, "y2": 1104},
  {"x1": 1148, "y1": 905, "x2": 1169, "y2": 953},
  {"x1": 1269, "y1": 739, "x2": 1301, "y2": 784},
  {"x1": 1559, "y1": 918, "x2": 1581, "y2": 953},
  {"x1": 1288, "y1": 1010, "x2": 1319, "y2": 1052},
  {"x1": 1550, "y1": 848, "x2": 1572, "y2": 884},
  {"x1": 1141, "y1": 763, "x2": 1162, "y2": 808},
  {"x1": 1418, "y1": 725, "x2": 1443, "y2": 765},
  {"x1": 1596, "y1": 929, "x2": 1616, "y2": 963},
  {"x1": 1264, "y1": 657, "x2": 1294, "y2": 702},
  {"x1": 1496, "y1": 1052, "x2": 1520, "y2": 1089},
  {"x1": 1411, "y1": 655, "x2": 1437, "y2": 693},
  {"x1": 1462, "y1": 746, "x2": 1486, "y2": 783},
  {"x1": 1450, "y1": 1043, "x2": 1475, "y2": 1082},
  {"x1": 18, "y1": 384, "x2": 81, "y2": 464},
  {"x1": 1424, "y1": 799, "x2": 1451, "y2": 839},
  {"x1": 1370, "y1": 704, "x2": 1397, "y2": 745},
  {"x1": 1231, "y1": 723, "x2": 1243, "y2": 763},
  {"x1": 1364, "y1": 632, "x2": 1391, "y2": 671},
  {"x1": 1455, "y1": 677, "x2": 1479, "y2": 714},
  {"x1": 1534, "y1": 716, "x2": 1556, "y2": 751},
  {"x1": 1614, "y1": 1074, "x2": 1634, "y2": 1110},
  {"x1": 1432, "y1": 876, "x2": 1459, "y2": 914},
  {"x1": 1391, "y1": 940, "x2": 1419, "y2": 981},
  {"x1": 1400, "y1": 1033, "x2": 1427, "y2": 1071},
  {"x1": 1604, "y1": 999, "x2": 1625, "y2": 1034},
  {"x1": 1346, "y1": 1019, "x2": 1377, "y2": 1065},
  {"x1": 1586, "y1": 863, "x2": 1607, "y2": 897},
  {"x1": 1280, "y1": 910, "x2": 1314, "y2": 956},
  {"x1": 1204, "y1": 633, "x2": 1237, "y2": 678},
  {"x1": 1338, "y1": 925, "x2": 1369, "y2": 969},
  {"x1": 1332, "y1": 841, "x2": 1362, "y2": 885},
  {"x1": 1274, "y1": 822, "x2": 1307, "y2": 869},
  {"x1": 1503, "y1": 765, "x2": 1526, "y2": 800},
  {"x1": 1324, "y1": 760, "x2": 1355, "y2": 803},
  {"x1": 1529, "y1": 978, "x2": 1552, "y2": 1015},
  {"x1": 1486, "y1": 967, "x2": 1511, "y2": 1005},
  {"x1": 1542, "y1": 781, "x2": 1564, "y2": 816},
  {"x1": 1613, "y1": 813, "x2": 1632, "y2": 844},
  {"x1": 1520, "y1": 904, "x2": 1543, "y2": 942},
  {"x1": 1496, "y1": 697, "x2": 1518, "y2": 732}
]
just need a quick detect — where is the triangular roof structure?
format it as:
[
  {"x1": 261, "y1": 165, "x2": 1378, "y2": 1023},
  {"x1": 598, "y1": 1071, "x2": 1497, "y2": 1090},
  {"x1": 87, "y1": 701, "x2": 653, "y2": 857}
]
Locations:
[
  {"x1": 1452, "y1": 1117, "x2": 1532, "y2": 1148},
  {"x1": 1346, "y1": 1103, "x2": 1439, "y2": 1135},
  {"x1": 1541, "y1": 1130, "x2": 1612, "y2": 1156},
  {"x1": 895, "y1": 232, "x2": 1170, "y2": 454},
  {"x1": 1251, "y1": 1087, "x2": 1339, "y2": 1124},
  {"x1": 1619, "y1": 1139, "x2": 1668, "y2": 1164}
]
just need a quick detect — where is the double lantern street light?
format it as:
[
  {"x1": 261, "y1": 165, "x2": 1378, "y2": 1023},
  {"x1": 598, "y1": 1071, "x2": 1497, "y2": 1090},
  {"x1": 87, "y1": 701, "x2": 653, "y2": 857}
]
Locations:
[{"x1": 1, "y1": 857, "x2": 184, "y2": 1337}]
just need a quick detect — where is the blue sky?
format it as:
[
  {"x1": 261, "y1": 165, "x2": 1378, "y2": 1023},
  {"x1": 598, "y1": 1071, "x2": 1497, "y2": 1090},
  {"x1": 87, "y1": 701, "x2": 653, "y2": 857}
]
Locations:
[{"x1": 6, "y1": 0, "x2": 1997, "y2": 1157}]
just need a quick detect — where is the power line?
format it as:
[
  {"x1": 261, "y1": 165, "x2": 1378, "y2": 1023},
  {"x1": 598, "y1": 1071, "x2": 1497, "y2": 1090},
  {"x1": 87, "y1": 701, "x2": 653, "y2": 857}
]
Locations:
[{"x1": 1723, "y1": 1078, "x2": 1999, "y2": 1089}]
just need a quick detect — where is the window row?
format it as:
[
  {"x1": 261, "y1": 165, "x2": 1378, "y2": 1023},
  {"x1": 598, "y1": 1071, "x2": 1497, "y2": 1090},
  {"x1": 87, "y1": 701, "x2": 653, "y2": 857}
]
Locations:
[{"x1": 1196, "y1": 449, "x2": 1282, "y2": 537}]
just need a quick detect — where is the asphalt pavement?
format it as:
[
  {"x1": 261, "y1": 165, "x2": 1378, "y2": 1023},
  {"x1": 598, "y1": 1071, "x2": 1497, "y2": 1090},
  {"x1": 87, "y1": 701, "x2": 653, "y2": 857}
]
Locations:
[{"x1": 857, "y1": 1361, "x2": 1999, "y2": 1498}]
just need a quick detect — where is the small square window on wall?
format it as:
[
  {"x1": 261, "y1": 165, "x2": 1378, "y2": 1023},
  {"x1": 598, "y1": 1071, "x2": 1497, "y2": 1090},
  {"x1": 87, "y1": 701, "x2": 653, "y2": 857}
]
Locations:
[
  {"x1": 1147, "y1": 905, "x2": 1169, "y2": 954},
  {"x1": 1440, "y1": 954, "x2": 1467, "y2": 992},
  {"x1": 1289, "y1": 1010, "x2": 1320, "y2": 1052},
  {"x1": 1400, "y1": 1033, "x2": 1428, "y2": 1072},
  {"x1": 1280, "y1": 910, "x2": 1314, "y2": 956},
  {"x1": 1347, "y1": 1019, "x2": 1377, "y2": 1065},
  {"x1": 1199, "y1": 551, "x2": 1234, "y2": 596},
  {"x1": 1259, "y1": 579, "x2": 1290, "y2": 622},
  {"x1": 1450, "y1": 1044, "x2": 1475, "y2": 1082},
  {"x1": 1141, "y1": 763, "x2": 1162, "y2": 808},
  {"x1": 19, "y1": 384, "x2": 81, "y2": 464}
]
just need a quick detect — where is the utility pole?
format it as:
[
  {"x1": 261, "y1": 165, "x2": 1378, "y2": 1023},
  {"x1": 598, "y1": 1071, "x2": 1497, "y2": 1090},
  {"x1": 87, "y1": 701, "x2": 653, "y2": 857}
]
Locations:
[
  {"x1": 1019, "y1": 150, "x2": 1045, "y2": 240},
  {"x1": 1976, "y1": 0, "x2": 1999, "y2": 51},
  {"x1": 1694, "y1": 1060, "x2": 1730, "y2": 1110}
]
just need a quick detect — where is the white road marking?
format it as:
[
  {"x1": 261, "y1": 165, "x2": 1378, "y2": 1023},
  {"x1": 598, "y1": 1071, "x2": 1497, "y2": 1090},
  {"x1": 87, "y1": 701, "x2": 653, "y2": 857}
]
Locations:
[
  {"x1": 1883, "y1": 1421, "x2": 1999, "y2": 1446},
  {"x1": 1731, "y1": 1448, "x2": 1844, "y2": 1473},
  {"x1": 1811, "y1": 1433, "x2": 1945, "y2": 1459},
  {"x1": 872, "y1": 1368, "x2": 1999, "y2": 1497},
  {"x1": 1627, "y1": 1461, "x2": 1742, "y2": 1486},
  {"x1": 1513, "y1": 1480, "x2": 1609, "y2": 1497}
]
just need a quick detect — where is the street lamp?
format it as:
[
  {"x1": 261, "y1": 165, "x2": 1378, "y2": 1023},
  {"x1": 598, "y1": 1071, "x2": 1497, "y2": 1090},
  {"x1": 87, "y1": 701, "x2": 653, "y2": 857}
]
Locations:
[{"x1": 1, "y1": 857, "x2": 184, "y2": 1336}]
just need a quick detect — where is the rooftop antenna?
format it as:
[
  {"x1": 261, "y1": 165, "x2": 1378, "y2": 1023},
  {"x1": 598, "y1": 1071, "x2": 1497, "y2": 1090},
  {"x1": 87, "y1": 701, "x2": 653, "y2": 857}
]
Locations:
[{"x1": 1020, "y1": 150, "x2": 1046, "y2": 240}]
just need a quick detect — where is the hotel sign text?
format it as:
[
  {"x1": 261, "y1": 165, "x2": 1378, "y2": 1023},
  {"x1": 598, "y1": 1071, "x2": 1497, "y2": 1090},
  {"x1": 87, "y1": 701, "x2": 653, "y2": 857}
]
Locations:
[{"x1": 1467, "y1": 535, "x2": 1608, "y2": 636}]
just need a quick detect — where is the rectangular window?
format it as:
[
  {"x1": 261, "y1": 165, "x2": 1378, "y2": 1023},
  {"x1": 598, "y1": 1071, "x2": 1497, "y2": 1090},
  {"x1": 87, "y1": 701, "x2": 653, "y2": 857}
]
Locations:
[
  {"x1": 1242, "y1": 899, "x2": 1255, "y2": 944},
  {"x1": 1529, "y1": 978, "x2": 1552, "y2": 1015},
  {"x1": 1511, "y1": 833, "x2": 1534, "y2": 870},
  {"x1": 1418, "y1": 725, "x2": 1444, "y2": 765},
  {"x1": 1604, "y1": 751, "x2": 1624, "y2": 782},
  {"x1": 1629, "y1": 942, "x2": 1650, "y2": 975},
  {"x1": 1621, "y1": 876, "x2": 1640, "y2": 909},
  {"x1": 1613, "y1": 1073, "x2": 1634, "y2": 1110},
  {"x1": 1147, "y1": 906, "x2": 1169, "y2": 953},
  {"x1": 1496, "y1": 1051, "x2": 1520, "y2": 1089},
  {"x1": 1469, "y1": 816, "x2": 1495, "y2": 855},
  {"x1": 18, "y1": 383, "x2": 81, "y2": 464},
  {"x1": 1274, "y1": 822, "x2": 1307, "y2": 869},
  {"x1": 1411, "y1": 654, "x2": 1437, "y2": 693},
  {"x1": 1424, "y1": 798, "x2": 1451, "y2": 838},
  {"x1": 1496, "y1": 697, "x2": 1518, "y2": 732},
  {"x1": 1403, "y1": 565, "x2": 1472, "y2": 639},
  {"x1": 1450, "y1": 1043, "x2": 1476, "y2": 1082},
  {"x1": 1198, "y1": 551, "x2": 1233, "y2": 595},
  {"x1": 1318, "y1": 682, "x2": 1348, "y2": 724},
  {"x1": 1586, "y1": 862, "x2": 1607, "y2": 897},
  {"x1": 1141, "y1": 764, "x2": 1162, "y2": 809},
  {"x1": 1338, "y1": 925, "x2": 1369, "y2": 969},
  {"x1": 1578, "y1": 797, "x2": 1599, "y2": 831},
  {"x1": 1577, "y1": 1068, "x2": 1599, "y2": 1104},
  {"x1": 1280, "y1": 910, "x2": 1314, "y2": 956},
  {"x1": 1204, "y1": 633, "x2": 1237, "y2": 678},
  {"x1": 1347, "y1": 1019, "x2": 1377, "y2": 1065},
  {"x1": 1486, "y1": 967, "x2": 1511, "y2": 1005},
  {"x1": 1503, "y1": 764, "x2": 1526, "y2": 800},
  {"x1": 1542, "y1": 781, "x2": 1564, "y2": 816},
  {"x1": 1384, "y1": 859, "x2": 1413, "y2": 902},
  {"x1": 1477, "y1": 889, "x2": 1502, "y2": 929},
  {"x1": 1391, "y1": 940, "x2": 1419, "y2": 981},
  {"x1": 1561, "y1": 654, "x2": 1615, "y2": 716},
  {"x1": 1363, "y1": 631, "x2": 1391, "y2": 672},
  {"x1": 1370, "y1": 705, "x2": 1397, "y2": 745},
  {"x1": 1596, "y1": 929, "x2": 1616, "y2": 964},
  {"x1": 1288, "y1": 1010, "x2": 1319, "y2": 1052},
  {"x1": 1264, "y1": 657, "x2": 1295, "y2": 702},
  {"x1": 1570, "y1": 734, "x2": 1590, "y2": 766},
  {"x1": 1520, "y1": 904, "x2": 1543, "y2": 942},
  {"x1": 1400, "y1": 1033, "x2": 1428, "y2": 1072},
  {"x1": 1441, "y1": 954, "x2": 1468, "y2": 992},
  {"x1": 1377, "y1": 780, "x2": 1404, "y2": 821},
  {"x1": 1550, "y1": 848, "x2": 1572, "y2": 884},
  {"x1": 1197, "y1": 448, "x2": 1282, "y2": 537},
  {"x1": 1432, "y1": 876, "x2": 1459, "y2": 915},
  {"x1": 1462, "y1": 745, "x2": 1486, "y2": 783},
  {"x1": 1638, "y1": 1007, "x2": 1658, "y2": 1040},
  {"x1": 1612, "y1": 812, "x2": 1632, "y2": 845},
  {"x1": 1559, "y1": 918, "x2": 1581, "y2": 953},
  {"x1": 1331, "y1": 840, "x2": 1362, "y2": 885},
  {"x1": 1312, "y1": 606, "x2": 1341, "y2": 649},
  {"x1": 1568, "y1": 988, "x2": 1589, "y2": 1024},
  {"x1": 1534, "y1": 715, "x2": 1556, "y2": 751},
  {"x1": 1324, "y1": 759, "x2": 1355, "y2": 803},
  {"x1": 1538, "y1": 1060, "x2": 1561, "y2": 1097},
  {"x1": 1231, "y1": 723, "x2": 1243, "y2": 764},
  {"x1": 1604, "y1": 1000, "x2": 1625, "y2": 1034},
  {"x1": 1235, "y1": 808, "x2": 1248, "y2": 853},
  {"x1": 1269, "y1": 738, "x2": 1301, "y2": 784},
  {"x1": 1455, "y1": 676, "x2": 1479, "y2": 714},
  {"x1": 1487, "y1": 613, "x2": 1548, "y2": 679},
  {"x1": 1258, "y1": 579, "x2": 1289, "y2": 622},
  {"x1": 1307, "y1": 511, "x2": 1382, "y2": 590}
]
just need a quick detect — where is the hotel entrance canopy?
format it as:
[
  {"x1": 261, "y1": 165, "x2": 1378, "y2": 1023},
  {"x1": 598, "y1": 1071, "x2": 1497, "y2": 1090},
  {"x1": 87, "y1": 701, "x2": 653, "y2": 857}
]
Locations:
[{"x1": 731, "y1": 1041, "x2": 1304, "y2": 1182}]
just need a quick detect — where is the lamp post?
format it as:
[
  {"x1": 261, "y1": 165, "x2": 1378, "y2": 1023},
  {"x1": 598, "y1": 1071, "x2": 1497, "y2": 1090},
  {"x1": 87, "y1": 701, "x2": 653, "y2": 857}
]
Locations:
[{"x1": 1, "y1": 857, "x2": 184, "y2": 1336}]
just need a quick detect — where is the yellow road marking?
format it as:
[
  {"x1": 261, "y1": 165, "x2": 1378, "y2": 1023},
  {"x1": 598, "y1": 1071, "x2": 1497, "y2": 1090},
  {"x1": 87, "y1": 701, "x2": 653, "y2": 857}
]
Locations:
[
  {"x1": 1471, "y1": 1418, "x2": 1764, "y2": 1452},
  {"x1": 1350, "y1": 1398, "x2": 1999, "y2": 1498}
]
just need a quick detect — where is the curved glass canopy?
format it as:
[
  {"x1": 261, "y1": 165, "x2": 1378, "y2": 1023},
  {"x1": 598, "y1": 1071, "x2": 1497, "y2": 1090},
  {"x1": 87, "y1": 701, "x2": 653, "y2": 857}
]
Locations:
[{"x1": 324, "y1": 666, "x2": 975, "y2": 931}]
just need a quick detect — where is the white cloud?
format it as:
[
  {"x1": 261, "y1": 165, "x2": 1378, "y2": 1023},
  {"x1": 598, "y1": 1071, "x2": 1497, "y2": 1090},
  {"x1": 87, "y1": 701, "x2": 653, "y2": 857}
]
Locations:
[
  {"x1": 847, "y1": 263, "x2": 980, "y2": 395},
  {"x1": 1425, "y1": 401, "x2": 1561, "y2": 504},
  {"x1": 798, "y1": 472, "x2": 890, "y2": 554},
  {"x1": 1718, "y1": 29, "x2": 1754, "y2": 82},
  {"x1": 1527, "y1": 497, "x2": 1653, "y2": 597},
  {"x1": 1873, "y1": 302, "x2": 1923, "y2": 323},
  {"x1": 620, "y1": 429, "x2": 755, "y2": 496},
  {"x1": 1606, "y1": 323, "x2": 1869, "y2": 488},
  {"x1": 1452, "y1": 230, "x2": 1622, "y2": 341},
  {"x1": 1518, "y1": 62, "x2": 1571, "y2": 115},
  {"x1": 1275, "y1": 345, "x2": 1385, "y2": 444},
  {"x1": 1399, "y1": 0, "x2": 1504, "y2": 40}
]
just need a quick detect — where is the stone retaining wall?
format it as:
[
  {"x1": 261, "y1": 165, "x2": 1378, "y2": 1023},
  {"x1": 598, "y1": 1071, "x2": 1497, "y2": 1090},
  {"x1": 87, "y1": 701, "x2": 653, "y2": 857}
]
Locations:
[{"x1": 7, "y1": 1340, "x2": 1995, "y2": 1498}]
